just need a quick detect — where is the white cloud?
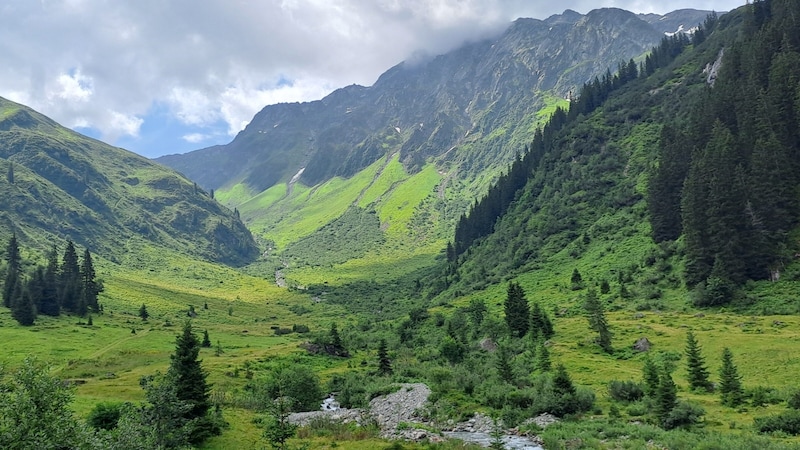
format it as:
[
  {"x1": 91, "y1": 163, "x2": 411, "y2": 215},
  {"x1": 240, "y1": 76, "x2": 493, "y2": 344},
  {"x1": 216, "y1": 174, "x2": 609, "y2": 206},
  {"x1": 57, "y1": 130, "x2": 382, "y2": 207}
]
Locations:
[
  {"x1": 169, "y1": 87, "x2": 219, "y2": 127},
  {"x1": 53, "y1": 70, "x2": 93, "y2": 102},
  {"x1": 182, "y1": 133, "x2": 210, "y2": 144},
  {"x1": 107, "y1": 111, "x2": 144, "y2": 139},
  {"x1": 0, "y1": 0, "x2": 746, "y2": 156}
]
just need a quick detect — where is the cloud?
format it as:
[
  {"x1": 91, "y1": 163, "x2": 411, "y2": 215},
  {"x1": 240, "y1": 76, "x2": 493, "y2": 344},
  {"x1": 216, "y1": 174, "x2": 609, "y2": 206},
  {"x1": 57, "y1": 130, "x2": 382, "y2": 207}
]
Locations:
[
  {"x1": 182, "y1": 133, "x2": 211, "y2": 144},
  {"x1": 53, "y1": 70, "x2": 93, "y2": 102},
  {"x1": 0, "y1": 0, "x2": 745, "y2": 156}
]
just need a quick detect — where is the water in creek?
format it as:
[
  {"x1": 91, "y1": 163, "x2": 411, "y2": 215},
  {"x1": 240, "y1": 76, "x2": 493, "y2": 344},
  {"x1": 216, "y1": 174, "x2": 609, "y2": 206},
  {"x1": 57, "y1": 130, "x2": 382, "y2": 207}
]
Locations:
[{"x1": 443, "y1": 431, "x2": 543, "y2": 449}]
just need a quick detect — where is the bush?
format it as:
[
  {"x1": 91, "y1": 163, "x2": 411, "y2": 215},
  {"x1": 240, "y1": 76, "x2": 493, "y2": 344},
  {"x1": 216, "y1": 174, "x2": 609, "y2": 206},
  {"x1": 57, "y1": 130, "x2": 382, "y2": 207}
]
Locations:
[
  {"x1": 261, "y1": 364, "x2": 323, "y2": 412},
  {"x1": 788, "y1": 390, "x2": 800, "y2": 410},
  {"x1": 755, "y1": 410, "x2": 800, "y2": 435},
  {"x1": 608, "y1": 380, "x2": 645, "y2": 403},
  {"x1": 662, "y1": 401, "x2": 705, "y2": 430},
  {"x1": 748, "y1": 386, "x2": 781, "y2": 407},
  {"x1": 87, "y1": 401, "x2": 125, "y2": 430},
  {"x1": 292, "y1": 324, "x2": 310, "y2": 333}
]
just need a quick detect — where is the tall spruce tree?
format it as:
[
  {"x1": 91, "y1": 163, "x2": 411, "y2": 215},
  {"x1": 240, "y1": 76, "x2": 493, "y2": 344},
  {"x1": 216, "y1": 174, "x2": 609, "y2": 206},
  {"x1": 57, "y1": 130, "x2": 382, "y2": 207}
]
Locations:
[
  {"x1": 504, "y1": 281, "x2": 529, "y2": 338},
  {"x1": 168, "y1": 321, "x2": 214, "y2": 443},
  {"x1": 529, "y1": 301, "x2": 554, "y2": 341},
  {"x1": 3, "y1": 233, "x2": 21, "y2": 308},
  {"x1": 377, "y1": 339, "x2": 392, "y2": 376},
  {"x1": 80, "y1": 249, "x2": 102, "y2": 313},
  {"x1": 685, "y1": 331, "x2": 712, "y2": 392},
  {"x1": 583, "y1": 288, "x2": 613, "y2": 353},
  {"x1": 719, "y1": 347, "x2": 744, "y2": 407},
  {"x1": 642, "y1": 356, "x2": 660, "y2": 398},
  {"x1": 39, "y1": 246, "x2": 60, "y2": 316},
  {"x1": 536, "y1": 340, "x2": 551, "y2": 372},
  {"x1": 655, "y1": 369, "x2": 678, "y2": 428},
  {"x1": 59, "y1": 241, "x2": 80, "y2": 313},
  {"x1": 495, "y1": 343, "x2": 514, "y2": 384}
]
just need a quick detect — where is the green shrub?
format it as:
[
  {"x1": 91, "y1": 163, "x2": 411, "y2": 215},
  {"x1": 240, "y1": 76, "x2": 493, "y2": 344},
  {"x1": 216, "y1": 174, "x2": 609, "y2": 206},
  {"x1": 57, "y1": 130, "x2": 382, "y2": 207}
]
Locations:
[
  {"x1": 87, "y1": 401, "x2": 125, "y2": 430},
  {"x1": 608, "y1": 380, "x2": 645, "y2": 403},
  {"x1": 788, "y1": 390, "x2": 800, "y2": 410},
  {"x1": 662, "y1": 401, "x2": 705, "y2": 430},
  {"x1": 261, "y1": 364, "x2": 323, "y2": 412},
  {"x1": 755, "y1": 410, "x2": 800, "y2": 435}
]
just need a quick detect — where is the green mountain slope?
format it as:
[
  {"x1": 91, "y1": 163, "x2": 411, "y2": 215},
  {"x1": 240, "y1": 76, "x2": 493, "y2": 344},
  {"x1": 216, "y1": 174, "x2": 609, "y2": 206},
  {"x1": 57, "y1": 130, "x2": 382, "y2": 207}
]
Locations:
[
  {"x1": 0, "y1": 98, "x2": 259, "y2": 265},
  {"x1": 435, "y1": 1, "x2": 800, "y2": 314}
]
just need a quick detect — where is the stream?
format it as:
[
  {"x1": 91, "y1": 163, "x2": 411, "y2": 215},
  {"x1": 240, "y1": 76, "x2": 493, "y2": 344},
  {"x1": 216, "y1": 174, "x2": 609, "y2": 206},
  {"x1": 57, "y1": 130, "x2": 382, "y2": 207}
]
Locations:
[{"x1": 443, "y1": 431, "x2": 543, "y2": 449}]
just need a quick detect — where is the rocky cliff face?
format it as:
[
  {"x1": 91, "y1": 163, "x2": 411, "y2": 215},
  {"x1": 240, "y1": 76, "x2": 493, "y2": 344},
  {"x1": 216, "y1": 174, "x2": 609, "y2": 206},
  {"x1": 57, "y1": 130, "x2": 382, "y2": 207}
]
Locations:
[{"x1": 157, "y1": 9, "x2": 710, "y2": 199}]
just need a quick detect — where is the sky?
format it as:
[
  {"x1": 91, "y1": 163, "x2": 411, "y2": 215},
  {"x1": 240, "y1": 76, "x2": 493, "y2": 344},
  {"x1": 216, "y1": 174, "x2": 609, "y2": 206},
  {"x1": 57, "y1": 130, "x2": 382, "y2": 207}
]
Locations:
[{"x1": 0, "y1": 0, "x2": 744, "y2": 158}]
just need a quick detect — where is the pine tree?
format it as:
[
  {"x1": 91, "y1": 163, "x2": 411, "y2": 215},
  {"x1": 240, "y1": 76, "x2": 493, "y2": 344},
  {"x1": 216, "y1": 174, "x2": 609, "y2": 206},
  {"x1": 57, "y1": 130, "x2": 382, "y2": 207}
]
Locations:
[
  {"x1": 495, "y1": 343, "x2": 514, "y2": 384},
  {"x1": 529, "y1": 302, "x2": 554, "y2": 340},
  {"x1": 655, "y1": 369, "x2": 678, "y2": 427},
  {"x1": 536, "y1": 340, "x2": 551, "y2": 372},
  {"x1": 3, "y1": 233, "x2": 21, "y2": 308},
  {"x1": 201, "y1": 330, "x2": 211, "y2": 348},
  {"x1": 39, "y1": 246, "x2": 60, "y2": 316},
  {"x1": 168, "y1": 321, "x2": 214, "y2": 443},
  {"x1": 570, "y1": 268, "x2": 584, "y2": 290},
  {"x1": 583, "y1": 288, "x2": 612, "y2": 353},
  {"x1": 12, "y1": 288, "x2": 36, "y2": 326},
  {"x1": 59, "y1": 241, "x2": 80, "y2": 313},
  {"x1": 719, "y1": 347, "x2": 744, "y2": 407},
  {"x1": 504, "y1": 281, "x2": 529, "y2": 338},
  {"x1": 80, "y1": 249, "x2": 101, "y2": 313},
  {"x1": 139, "y1": 303, "x2": 149, "y2": 321},
  {"x1": 329, "y1": 322, "x2": 342, "y2": 349},
  {"x1": 377, "y1": 339, "x2": 392, "y2": 376},
  {"x1": 685, "y1": 331, "x2": 712, "y2": 392},
  {"x1": 642, "y1": 356, "x2": 660, "y2": 398},
  {"x1": 553, "y1": 364, "x2": 576, "y2": 396}
]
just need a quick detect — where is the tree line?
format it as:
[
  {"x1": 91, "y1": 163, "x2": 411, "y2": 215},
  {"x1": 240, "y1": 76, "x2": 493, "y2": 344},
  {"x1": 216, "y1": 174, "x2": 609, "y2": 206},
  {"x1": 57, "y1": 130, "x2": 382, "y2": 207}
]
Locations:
[{"x1": 2, "y1": 234, "x2": 102, "y2": 325}]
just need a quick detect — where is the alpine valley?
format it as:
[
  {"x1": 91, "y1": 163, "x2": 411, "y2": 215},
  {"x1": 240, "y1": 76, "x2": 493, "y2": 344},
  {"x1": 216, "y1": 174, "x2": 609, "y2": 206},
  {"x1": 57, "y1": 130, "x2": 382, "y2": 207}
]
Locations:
[{"x1": 4, "y1": 2, "x2": 800, "y2": 450}]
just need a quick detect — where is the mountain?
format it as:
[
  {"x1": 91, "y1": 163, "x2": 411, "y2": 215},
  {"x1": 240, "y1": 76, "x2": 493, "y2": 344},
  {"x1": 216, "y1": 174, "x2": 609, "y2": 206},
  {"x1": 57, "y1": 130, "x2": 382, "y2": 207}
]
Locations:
[
  {"x1": 158, "y1": 8, "x2": 714, "y2": 193},
  {"x1": 0, "y1": 97, "x2": 259, "y2": 265},
  {"x1": 639, "y1": 8, "x2": 720, "y2": 34},
  {"x1": 157, "y1": 8, "x2": 711, "y2": 263},
  {"x1": 433, "y1": 1, "x2": 800, "y2": 312}
]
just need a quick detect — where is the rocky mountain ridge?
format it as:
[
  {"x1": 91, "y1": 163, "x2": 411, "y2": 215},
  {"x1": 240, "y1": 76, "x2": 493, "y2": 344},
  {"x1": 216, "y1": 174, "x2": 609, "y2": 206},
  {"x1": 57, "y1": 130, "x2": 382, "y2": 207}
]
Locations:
[{"x1": 158, "y1": 8, "x2": 712, "y2": 199}]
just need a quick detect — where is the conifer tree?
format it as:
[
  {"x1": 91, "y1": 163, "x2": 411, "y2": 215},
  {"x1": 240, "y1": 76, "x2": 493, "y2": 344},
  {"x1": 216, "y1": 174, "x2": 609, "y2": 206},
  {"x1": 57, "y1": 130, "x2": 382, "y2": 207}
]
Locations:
[
  {"x1": 570, "y1": 268, "x2": 584, "y2": 290},
  {"x1": 495, "y1": 343, "x2": 514, "y2": 384},
  {"x1": 377, "y1": 339, "x2": 392, "y2": 376},
  {"x1": 59, "y1": 241, "x2": 80, "y2": 313},
  {"x1": 329, "y1": 322, "x2": 342, "y2": 349},
  {"x1": 655, "y1": 369, "x2": 677, "y2": 427},
  {"x1": 719, "y1": 347, "x2": 744, "y2": 407},
  {"x1": 536, "y1": 340, "x2": 551, "y2": 372},
  {"x1": 12, "y1": 288, "x2": 36, "y2": 326},
  {"x1": 530, "y1": 302, "x2": 554, "y2": 341},
  {"x1": 583, "y1": 288, "x2": 612, "y2": 353},
  {"x1": 504, "y1": 281, "x2": 529, "y2": 338},
  {"x1": 80, "y1": 249, "x2": 102, "y2": 313},
  {"x1": 642, "y1": 356, "x2": 660, "y2": 398},
  {"x1": 139, "y1": 303, "x2": 149, "y2": 321},
  {"x1": 6, "y1": 161, "x2": 14, "y2": 184},
  {"x1": 685, "y1": 331, "x2": 712, "y2": 391},
  {"x1": 168, "y1": 321, "x2": 214, "y2": 443},
  {"x1": 201, "y1": 330, "x2": 211, "y2": 348},
  {"x1": 3, "y1": 233, "x2": 21, "y2": 308},
  {"x1": 38, "y1": 245, "x2": 61, "y2": 316},
  {"x1": 553, "y1": 364, "x2": 576, "y2": 396}
]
